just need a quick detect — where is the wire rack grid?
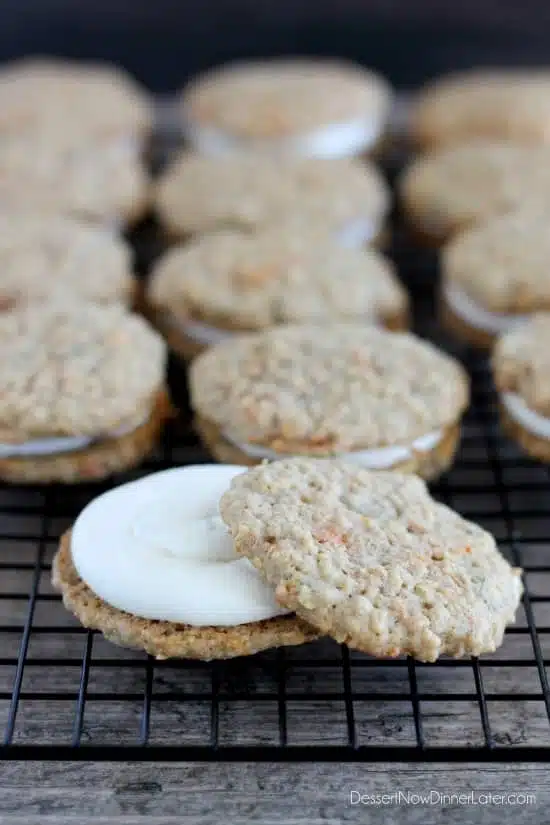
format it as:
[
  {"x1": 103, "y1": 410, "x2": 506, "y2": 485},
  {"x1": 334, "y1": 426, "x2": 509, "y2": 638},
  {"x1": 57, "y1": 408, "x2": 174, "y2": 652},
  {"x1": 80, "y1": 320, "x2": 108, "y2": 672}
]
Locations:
[{"x1": 1, "y1": 155, "x2": 550, "y2": 763}]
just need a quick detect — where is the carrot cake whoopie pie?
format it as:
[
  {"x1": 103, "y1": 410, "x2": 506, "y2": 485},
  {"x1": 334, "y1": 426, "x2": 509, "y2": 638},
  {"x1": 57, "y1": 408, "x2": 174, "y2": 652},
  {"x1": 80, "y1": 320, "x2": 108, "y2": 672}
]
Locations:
[
  {"x1": 411, "y1": 69, "x2": 550, "y2": 152},
  {"x1": 52, "y1": 464, "x2": 318, "y2": 660},
  {"x1": 0, "y1": 133, "x2": 150, "y2": 229},
  {"x1": 493, "y1": 314, "x2": 550, "y2": 463},
  {"x1": 0, "y1": 302, "x2": 169, "y2": 483},
  {"x1": 190, "y1": 324, "x2": 469, "y2": 481},
  {"x1": 400, "y1": 142, "x2": 550, "y2": 246},
  {"x1": 180, "y1": 58, "x2": 392, "y2": 159},
  {"x1": 441, "y1": 207, "x2": 550, "y2": 349},
  {"x1": 147, "y1": 226, "x2": 409, "y2": 359},
  {"x1": 155, "y1": 153, "x2": 390, "y2": 248},
  {"x1": 0, "y1": 210, "x2": 135, "y2": 311},
  {"x1": 0, "y1": 57, "x2": 153, "y2": 149}
]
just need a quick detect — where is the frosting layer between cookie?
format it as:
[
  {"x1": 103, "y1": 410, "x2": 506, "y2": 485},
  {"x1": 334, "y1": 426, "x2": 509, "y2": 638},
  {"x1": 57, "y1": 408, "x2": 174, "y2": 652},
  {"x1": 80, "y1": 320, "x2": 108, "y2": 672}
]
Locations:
[
  {"x1": 182, "y1": 117, "x2": 382, "y2": 159},
  {"x1": 0, "y1": 417, "x2": 144, "y2": 458},
  {"x1": 442, "y1": 282, "x2": 529, "y2": 335},
  {"x1": 501, "y1": 393, "x2": 550, "y2": 440},
  {"x1": 223, "y1": 430, "x2": 443, "y2": 468}
]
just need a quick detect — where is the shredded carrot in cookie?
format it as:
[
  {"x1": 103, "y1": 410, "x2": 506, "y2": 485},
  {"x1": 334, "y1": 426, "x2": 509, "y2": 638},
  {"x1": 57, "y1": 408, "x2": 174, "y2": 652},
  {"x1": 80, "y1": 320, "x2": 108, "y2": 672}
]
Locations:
[{"x1": 314, "y1": 526, "x2": 346, "y2": 545}]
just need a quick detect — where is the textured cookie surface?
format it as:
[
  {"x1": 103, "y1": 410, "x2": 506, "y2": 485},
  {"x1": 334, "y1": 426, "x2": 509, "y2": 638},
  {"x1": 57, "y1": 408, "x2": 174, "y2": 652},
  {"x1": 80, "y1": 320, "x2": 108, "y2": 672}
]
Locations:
[
  {"x1": 0, "y1": 57, "x2": 152, "y2": 141},
  {"x1": 400, "y1": 142, "x2": 550, "y2": 240},
  {"x1": 0, "y1": 133, "x2": 149, "y2": 225},
  {"x1": 221, "y1": 458, "x2": 523, "y2": 661},
  {"x1": 155, "y1": 153, "x2": 389, "y2": 237},
  {"x1": 0, "y1": 211, "x2": 133, "y2": 308},
  {"x1": 443, "y1": 208, "x2": 550, "y2": 314},
  {"x1": 53, "y1": 531, "x2": 319, "y2": 660},
  {"x1": 0, "y1": 303, "x2": 166, "y2": 441},
  {"x1": 181, "y1": 59, "x2": 391, "y2": 138},
  {"x1": 149, "y1": 228, "x2": 407, "y2": 329},
  {"x1": 493, "y1": 313, "x2": 550, "y2": 416},
  {"x1": 190, "y1": 324, "x2": 469, "y2": 452},
  {"x1": 412, "y1": 70, "x2": 550, "y2": 150}
]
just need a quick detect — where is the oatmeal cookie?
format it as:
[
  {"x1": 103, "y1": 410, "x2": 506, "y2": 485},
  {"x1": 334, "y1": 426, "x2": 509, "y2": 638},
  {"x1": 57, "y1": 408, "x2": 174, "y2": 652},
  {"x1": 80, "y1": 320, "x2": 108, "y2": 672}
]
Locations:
[{"x1": 221, "y1": 458, "x2": 523, "y2": 661}]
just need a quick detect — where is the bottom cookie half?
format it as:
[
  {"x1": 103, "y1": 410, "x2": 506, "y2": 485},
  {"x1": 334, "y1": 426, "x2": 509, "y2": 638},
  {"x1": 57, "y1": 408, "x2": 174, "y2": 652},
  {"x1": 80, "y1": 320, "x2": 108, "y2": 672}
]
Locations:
[{"x1": 52, "y1": 532, "x2": 319, "y2": 660}]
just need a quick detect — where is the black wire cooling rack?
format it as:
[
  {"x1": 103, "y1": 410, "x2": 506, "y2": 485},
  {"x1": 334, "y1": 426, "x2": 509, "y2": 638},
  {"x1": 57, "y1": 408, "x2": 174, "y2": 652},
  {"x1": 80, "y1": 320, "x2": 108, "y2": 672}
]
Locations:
[{"x1": 1, "y1": 150, "x2": 550, "y2": 762}]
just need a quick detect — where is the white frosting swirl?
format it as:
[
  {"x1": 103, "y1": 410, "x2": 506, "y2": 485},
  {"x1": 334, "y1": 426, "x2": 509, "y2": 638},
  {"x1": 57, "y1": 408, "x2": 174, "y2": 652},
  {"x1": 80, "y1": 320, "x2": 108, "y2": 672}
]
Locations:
[
  {"x1": 223, "y1": 430, "x2": 443, "y2": 469},
  {"x1": 182, "y1": 116, "x2": 382, "y2": 159},
  {"x1": 71, "y1": 464, "x2": 288, "y2": 626},
  {"x1": 443, "y1": 282, "x2": 530, "y2": 335}
]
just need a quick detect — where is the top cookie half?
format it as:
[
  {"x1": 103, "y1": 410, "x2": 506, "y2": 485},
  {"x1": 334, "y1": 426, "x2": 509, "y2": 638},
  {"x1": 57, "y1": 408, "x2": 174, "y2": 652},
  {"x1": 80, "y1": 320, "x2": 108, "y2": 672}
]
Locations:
[
  {"x1": 220, "y1": 458, "x2": 522, "y2": 661},
  {"x1": 155, "y1": 153, "x2": 389, "y2": 243},
  {"x1": 0, "y1": 57, "x2": 153, "y2": 146},
  {"x1": 0, "y1": 302, "x2": 166, "y2": 443},
  {"x1": 148, "y1": 227, "x2": 408, "y2": 334},
  {"x1": 0, "y1": 133, "x2": 150, "y2": 227},
  {"x1": 400, "y1": 142, "x2": 550, "y2": 243},
  {"x1": 180, "y1": 58, "x2": 392, "y2": 158},
  {"x1": 0, "y1": 210, "x2": 134, "y2": 310},
  {"x1": 190, "y1": 324, "x2": 469, "y2": 455},
  {"x1": 411, "y1": 69, "x2": 550, "y2": 151}
]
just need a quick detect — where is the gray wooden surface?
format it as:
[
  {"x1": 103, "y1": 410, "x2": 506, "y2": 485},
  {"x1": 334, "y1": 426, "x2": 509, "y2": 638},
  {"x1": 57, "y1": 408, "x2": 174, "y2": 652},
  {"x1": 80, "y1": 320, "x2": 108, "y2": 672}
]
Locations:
[{"x1": 0, "y1": 762, "x2": 549, "y2": 823}]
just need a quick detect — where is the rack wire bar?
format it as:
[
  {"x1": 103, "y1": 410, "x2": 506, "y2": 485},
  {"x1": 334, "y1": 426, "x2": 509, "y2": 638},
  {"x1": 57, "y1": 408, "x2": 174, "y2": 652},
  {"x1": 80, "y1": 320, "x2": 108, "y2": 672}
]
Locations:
[{"x1": 1, "y1": 156, "x2": 550, "y2": 762}]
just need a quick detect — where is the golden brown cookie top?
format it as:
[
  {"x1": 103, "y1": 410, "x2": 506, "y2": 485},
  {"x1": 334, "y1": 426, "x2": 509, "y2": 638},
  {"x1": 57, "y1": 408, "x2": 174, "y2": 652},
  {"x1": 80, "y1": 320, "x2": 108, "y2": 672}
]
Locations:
[
  {"x1": 0, "y1": 211, "x2": 133, "y2": 309},
  {"x1": 412, "y1": 69, "x2": 550, "y2": 150},
  {"x1": 0, "y1": 302, "x2": 166, "y2": 440},
  {"x1": 155, "y1": 152, "x2": 389, "y2": 238},
  {"x1": 149, "y1": 227, "x2": 407, "y2": 329},
  {"x1": 0, "y1": 133, "x2": 150, "y2": 226},
  {"x1": 400, "y1": 142, "x2": 550, "y2": 240},
  {"x1": 0, "y1": 57, "x2": 153, "y2": 142},
  {"x1": 220, "y1": 458, "x2": 522, "y2": 661},
  {"x1": 181, "y1": 59, "x2": 392, "y2": 142}
]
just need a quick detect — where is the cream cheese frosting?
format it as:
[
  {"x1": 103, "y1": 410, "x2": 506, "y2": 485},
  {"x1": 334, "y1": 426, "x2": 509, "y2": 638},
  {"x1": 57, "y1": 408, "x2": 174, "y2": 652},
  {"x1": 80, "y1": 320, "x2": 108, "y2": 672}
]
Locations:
[
  {"x1": 443, "y1": 282, "x2": 530, "y2": 335},
  {"x1": 182, "y1": 116, "x2": 382, "y2": 159},
  {"x1": 171, "y1": 313, "x2": 384, "y2": 347},
  {"x1": 0, "y1": 418, "x2": 143, "y2": 459},
  {"x1": 223, "y1": 429, "x2": 443, "y2": 469},
  {"x1": 176, "y1": 316, "x2": 233, "y2": 347},
  {"x1": 71, "y1": 464, "x2": 289, "y2": 626},
  {"x1": 501, "y1": 392, "x2": 550, "y2": 439}
]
